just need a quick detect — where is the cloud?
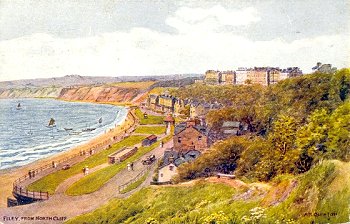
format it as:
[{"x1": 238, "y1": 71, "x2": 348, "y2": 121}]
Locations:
[
  {"x1": 0, "y1": 5, "x2": 349, "y2": 81},
  {"x1": 166, "y1": 5, "x2": 261, "y2": 33}
]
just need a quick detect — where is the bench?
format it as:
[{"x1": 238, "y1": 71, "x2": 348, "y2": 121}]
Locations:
[{"x1": 216, "y1": 173, "x2": 235, "y2": 179}]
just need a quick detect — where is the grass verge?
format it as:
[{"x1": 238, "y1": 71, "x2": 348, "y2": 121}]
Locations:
[
  {"x1": 135, "y1": 108, "x2": 164, "y2": 125},
  {"x1": 66, "y1": 182, "x2": 245, "y2": 224},
  {"x1": 27, "y1": 135, "x2": 145, "y2": 194},
  {"x1": 65, "y1": 133, "x2": 173, "y2": 196},
  {"x1": 134, "y1": 125, "x2": 166, "y2": 135},
  {"x1": 66, "y1": 160, "x2": 350, "y2": 223},
  {"x1": 120, "y1": 171, "x2": 149, "y2": 194}
]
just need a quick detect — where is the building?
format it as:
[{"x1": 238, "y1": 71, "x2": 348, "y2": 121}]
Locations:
[
  {"x1": 108, "y1": 147, "x2": 138, "y2": 164},
  {"x1": 158, "y1": 94, "x2": 176, "y2": 112},
  {"x1": 174, "y1": 98, "x2": 186, "y2": 115},
  {"x1": 221, "y1": 71, "x2": 236, "y2": 85},
  {"x1": 173, "y1": 120, "x2": 208, "y2": 153},
  {"x1": 190, "y1": 101, "x2": 222, "y2": 118},
  {"x1": 236, "y1": 68, "x2": 248, "y2": 85},
  {"x1": 142, "y1": 135, "x2": 158, "y2": 146},
  {"x1": 147, "y1": 94, "x2": 159, "y2": 110},
  {"x1": 190, "y1": 102, "x2": 208, "y2": 118},
  {"x1": 158, "y1": 148, "x2": 201, "y2": 183},
  {"x1": 312, "y1": 62, "x2": 337, "y2": 74},
  {"x1": 204, "y1": 70, "x2": 222, "y2": 84},
  {"x1": 164, "y1": 114, "x2": 175, "y2": 131},
  {"x1": 280, "y1": 67, "x2": 303, "y2": 80},
  {"x1": 245, "y1": 67, "x2": 282, "y2": 86},
  {"x1": 267, "y1": 68, "x2": 282, "y2": 85}
]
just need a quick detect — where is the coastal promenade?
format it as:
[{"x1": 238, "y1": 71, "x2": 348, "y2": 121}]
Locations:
[
  {"x1": 0, "y1": 131, "x2": 173, "y2": 224},
  {"x1": 0, "y1": 108, "x2": 137, "y2": 208},
  {"x1": 0, "y1": 106, "x2": 172, "y2": 223}
]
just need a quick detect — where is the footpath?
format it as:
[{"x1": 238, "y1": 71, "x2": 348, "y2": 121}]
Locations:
[{"x1": 0, "y1": 125, "x2": 173, "y2": 224}]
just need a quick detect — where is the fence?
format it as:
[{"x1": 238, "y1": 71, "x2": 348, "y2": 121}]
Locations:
[
  {"x1": 12, "y1": 185, "x2": 49, "y2": 200},
  {"x1": 12, "y1": 108, "x2": 139, "y2": 202},
  {"x1": 118, "y1": 163, "x2": 153, "y2": 193}
]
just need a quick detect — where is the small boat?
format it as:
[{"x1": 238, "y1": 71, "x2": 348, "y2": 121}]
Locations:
[
  {"x1": 64, "y1": 128, "x2": 73, "y2": 131},
  {"x1": 69, "y1": 131, "x2": 81, "y2": 135},
  {"x1": 47, "y1": 118, "x2": 56, "y2": 128},
  {"x1": 16, "y1": 103, "x2": 22, "y2": 110},
  {"x1": 82, "y1": 127, "x2": 96, "y2": 132},
  {"x1": 98, "y1": 117, "x2": 102, "y2": 124}
]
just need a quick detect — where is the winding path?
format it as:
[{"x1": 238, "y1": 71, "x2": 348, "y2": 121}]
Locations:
[{"x1": 0, "y1": 129, "x2": 173, "y2": 224}]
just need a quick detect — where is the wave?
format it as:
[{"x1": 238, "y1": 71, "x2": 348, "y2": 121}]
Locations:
[{"x1": 0, "y1": 99, "x2": 128, "y2": 170}]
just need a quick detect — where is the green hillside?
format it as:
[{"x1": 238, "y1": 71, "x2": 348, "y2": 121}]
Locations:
[
  {"x1": 67, "y1": 70, "x2": 350, "y2": 223},
  {"x1": 66, "y1": 160, "x2": 350, "y2": 223}
]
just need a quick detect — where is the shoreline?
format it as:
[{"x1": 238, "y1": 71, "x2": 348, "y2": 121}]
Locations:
[{"x1": 0, "y1": 99, "x2": 137, "y2": 208}]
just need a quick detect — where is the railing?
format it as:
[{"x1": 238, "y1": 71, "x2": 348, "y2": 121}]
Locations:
[
  {"x1": 12, "y1": 185, "x2": 49, "y2": 200},
  {"x1": 12, "y1": 108, "x2": 139, "y2": 202},
  {"x1": 118, "y1": 163, "x2": 153, "y2": 193}
]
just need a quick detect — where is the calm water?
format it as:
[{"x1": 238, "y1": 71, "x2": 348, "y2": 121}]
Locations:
[{"x1": 0, "y1": 98, "x2": 127, "y2": 170}]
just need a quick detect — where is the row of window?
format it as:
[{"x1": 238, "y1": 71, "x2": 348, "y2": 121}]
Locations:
[{"x1": 177, "y1": 136, "x2": 202, "y2": 143}]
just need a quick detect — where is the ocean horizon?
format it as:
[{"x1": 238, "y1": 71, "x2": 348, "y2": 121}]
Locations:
[{"x1": 0, "y1": 98, "x2": 127, "y2": 170}]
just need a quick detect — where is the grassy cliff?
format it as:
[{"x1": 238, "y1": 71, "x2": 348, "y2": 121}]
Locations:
[{"x1": 66, "y1": 160, "x2": 350, "y2": 223}]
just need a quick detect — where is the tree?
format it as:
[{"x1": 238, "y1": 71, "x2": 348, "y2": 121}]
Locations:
[
  {"x1": 269, "y1": 115, "x2": 298, "y2": 155},
  {"x1": 327, "y1": 102, "x2": 350, "y2": 161},
  {"x1": 296, "y1": 109, "x2": 330, "y2": 161},
  {"x1": 176, "y1": 136, "x2": 249, "y2": 181}
]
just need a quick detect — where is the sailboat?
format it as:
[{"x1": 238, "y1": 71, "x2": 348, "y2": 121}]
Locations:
[
  {"x1": 16, "y1": 103, "x2": 22, "y2": 110},
  {"x1": 28, "y1": 126, "x2": 33, "y2": 135},
  {"x1": 82, "y1": 127, "x2": 96, "y2": 132},
  {"x1": 47, "y1": 118, "x2": 56, "y2": 128}
]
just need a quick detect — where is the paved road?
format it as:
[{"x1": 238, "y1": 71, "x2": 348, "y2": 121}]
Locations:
[{"x1": 0, "y1": 134, "x2": 173, "y2": 224}]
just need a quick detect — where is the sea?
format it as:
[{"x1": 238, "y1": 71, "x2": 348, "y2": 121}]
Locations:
[{"x1": 0, "y1": 98, "x2": 127, "y2": 170}]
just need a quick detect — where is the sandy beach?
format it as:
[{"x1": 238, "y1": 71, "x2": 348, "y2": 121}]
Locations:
[{"x1": 0, "y1": 106, "x2": 136, "y2": 208}]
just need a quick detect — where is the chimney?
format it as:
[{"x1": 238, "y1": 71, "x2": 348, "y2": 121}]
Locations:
[{"x1": 186, "y1": 120, "x2": 196, "y2": 128}]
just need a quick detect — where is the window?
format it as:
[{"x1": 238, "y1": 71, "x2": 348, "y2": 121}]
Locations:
[
  {"x1": 178, "y1": 137, "x2": 182, "y2": 143},
  {"x1": 160, "y1": 173, "x2": 163, "y2": 177},
  {"x1": 198, "y1": 136, "x2": 202, "y2": 141},
  {"x1": 169, "y1": 166, "x2": 174, "y2": 171}
]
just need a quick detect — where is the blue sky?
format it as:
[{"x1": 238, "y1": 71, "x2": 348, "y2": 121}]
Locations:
[{"x1": 0, "y1": 0, "x2": 349, "y2": 81}]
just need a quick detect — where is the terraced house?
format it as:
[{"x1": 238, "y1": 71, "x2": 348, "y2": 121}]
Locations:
[
  {"x1": 157, "y1": 119, "x2": 209, "y2": 183},
  {"x1": 202, "y1": 67, "x2": 303, "y2": 86},
  {"x1": 173, "y1": 119, "x2": 209, "y2": 153},
  {"x1": 158, "y1": 94, "x2": 176, "y2": 113},
  {"x1": 190, "y1": 101, "x2": 222, "y2": 118},
  {"x1": 204, "y1": 70, "x2": 221, "y2": 84},
  {"x1": 147, "y1": 94, "x2": 159, "y2": 110}
]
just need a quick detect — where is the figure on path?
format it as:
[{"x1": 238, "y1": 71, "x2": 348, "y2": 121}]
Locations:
[{"x1": 127, "y1": 163, "x2": 131, "y2": 171}]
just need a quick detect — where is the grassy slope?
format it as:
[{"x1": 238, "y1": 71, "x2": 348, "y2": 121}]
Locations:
[
  {"x1": 66, "y1": 160, "x2": 350, "y2": 223},
  {"x1": 265, "y1": 160, "x2": 350, "y2": 223},
  {"x1": 148, "y1": 87, "x2": 178, "y2": 95},
  {"x1": 134, "y1": 125, "x2": 166, "y2": 135},
  {"x1": 66, "y1": 133, "x2": 173, "y2": 195},
  {"x1": 66, "y1": 182, "x2": 246, "y2": 224},
  {"x1": 27, "y1": 135, "x2": 145, "y2": 194},
  {"x1": 110, "y1": 81, "x2": 156, "y2": 89},
  {"x1": 135, "y1": 108, "x2": 164, "y2": 125},
  {"x1": 120, "y1": 171, "x2": 149, "y2": 194}
]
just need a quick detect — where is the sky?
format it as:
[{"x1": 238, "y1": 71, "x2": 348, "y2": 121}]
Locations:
[{"x1": 0, "y1": 0, "x2": 349, "y2": 81}]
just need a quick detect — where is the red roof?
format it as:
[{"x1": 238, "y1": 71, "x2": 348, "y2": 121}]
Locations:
[
  {"x1": 146, "y1": 134, "x2": 157, "y2": 140},
  {"x1": 164, "y1": 115, "x2": 175, "y2": 122}
]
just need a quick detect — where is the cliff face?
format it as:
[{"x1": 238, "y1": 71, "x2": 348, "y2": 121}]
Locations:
[
  {"x1": 0, "y1": 85, "x2": 144, "y2": 103},
  {"x1": 0, "y1": 87, "x2": 62, "y2": 98},
  {"x1": 58, "y1": 86, "x2": 142, "y2": 102}
]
